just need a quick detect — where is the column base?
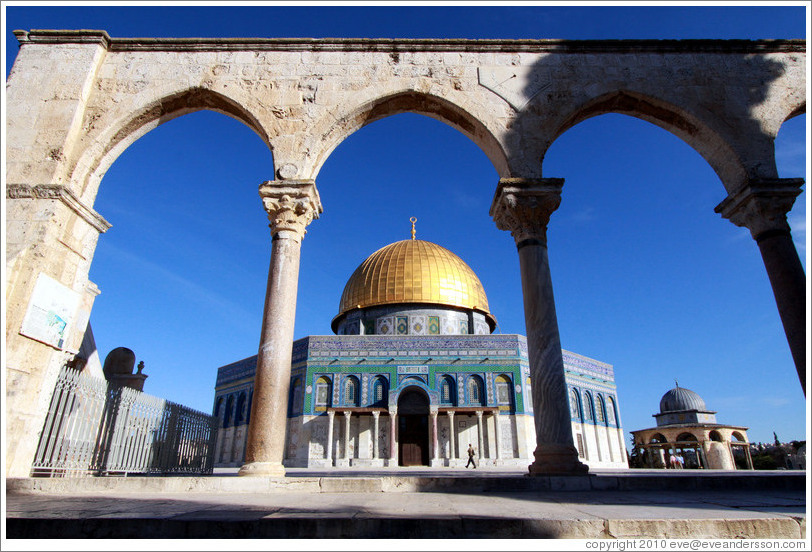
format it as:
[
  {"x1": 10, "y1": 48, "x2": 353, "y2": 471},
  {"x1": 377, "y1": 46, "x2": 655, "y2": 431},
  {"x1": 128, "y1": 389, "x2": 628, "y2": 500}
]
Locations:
[
  {"x1": 528, "y1": 444, "x2": 589, "y2": 476},
  {"x1": 237, "y1": 461, "x2": 286, "y2": 477}
]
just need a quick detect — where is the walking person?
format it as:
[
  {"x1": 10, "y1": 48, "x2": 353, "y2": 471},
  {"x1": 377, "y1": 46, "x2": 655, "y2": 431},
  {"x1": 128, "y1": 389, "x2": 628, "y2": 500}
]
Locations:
[{"x1": 466, "y1": 443, "x2": 477, "y2": 468}]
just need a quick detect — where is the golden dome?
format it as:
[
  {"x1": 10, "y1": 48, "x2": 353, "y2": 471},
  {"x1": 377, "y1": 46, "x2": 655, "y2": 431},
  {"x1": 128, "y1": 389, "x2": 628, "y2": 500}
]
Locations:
[{"x1": 334, "y1": 239, "x2": 496, "y2": 330}]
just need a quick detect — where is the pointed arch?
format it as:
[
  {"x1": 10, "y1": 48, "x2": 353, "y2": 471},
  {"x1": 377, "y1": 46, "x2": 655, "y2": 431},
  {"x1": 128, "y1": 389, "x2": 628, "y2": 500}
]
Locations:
[
  {"x1": 545, "y1": 89, "x2": 749, "y2": 193},
  {"x1": 310, "y1": 90, "x2": 509, "y2": 179},
  {"x1": 71, "y1": 87, "x2": 273, "y2": 203}
]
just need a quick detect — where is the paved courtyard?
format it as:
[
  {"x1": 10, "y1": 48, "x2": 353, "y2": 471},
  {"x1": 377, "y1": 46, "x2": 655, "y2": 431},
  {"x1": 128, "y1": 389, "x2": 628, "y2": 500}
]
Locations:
[{"x1": 4, "y1": 469, "x2": 807, "y2": 540}]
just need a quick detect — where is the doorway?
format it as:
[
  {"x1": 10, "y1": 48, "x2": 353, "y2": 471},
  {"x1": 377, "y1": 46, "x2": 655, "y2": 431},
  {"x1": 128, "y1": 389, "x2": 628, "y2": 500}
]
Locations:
[{"x1": 397, "y1": 387, "x2": 429, "y2": 466}]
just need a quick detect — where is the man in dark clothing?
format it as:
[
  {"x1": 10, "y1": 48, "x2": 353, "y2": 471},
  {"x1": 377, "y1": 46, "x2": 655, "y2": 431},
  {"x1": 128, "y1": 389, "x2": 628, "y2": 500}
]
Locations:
[{"x1": 466, "y1": 444, "x2": 477, "y2": 468}]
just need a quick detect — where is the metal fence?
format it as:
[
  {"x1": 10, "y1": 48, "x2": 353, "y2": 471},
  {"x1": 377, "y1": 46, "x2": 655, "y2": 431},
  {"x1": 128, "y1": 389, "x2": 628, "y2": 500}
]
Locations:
[{"x1": 31, "y1": 365, "x2": 218, "y2": 477}]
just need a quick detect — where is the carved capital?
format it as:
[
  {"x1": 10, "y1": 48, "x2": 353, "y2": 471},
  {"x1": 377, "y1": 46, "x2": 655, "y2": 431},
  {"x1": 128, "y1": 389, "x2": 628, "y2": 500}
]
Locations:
[
  {"x1": 489, "y1": 178, "x2": 564, "y2": 245},
  {"x1": 258, "y1": 179, "x2": 323, "y2": 240},
  {"x1": 715, "y1": 178, "x2": 804, "y2": 240}
]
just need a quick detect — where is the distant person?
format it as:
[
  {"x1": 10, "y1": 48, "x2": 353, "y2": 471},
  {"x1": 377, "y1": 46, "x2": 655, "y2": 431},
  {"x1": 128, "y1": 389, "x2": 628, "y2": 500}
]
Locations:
[
  {"x1": 677, "y1": 455, "x2": 685, "y2": 469},
  {"x1": 669, "y1": 455, "x2": 679, "y2": 469},
  {"x1": 466, "y1": 444, "x2": 477, "y2": 469}
]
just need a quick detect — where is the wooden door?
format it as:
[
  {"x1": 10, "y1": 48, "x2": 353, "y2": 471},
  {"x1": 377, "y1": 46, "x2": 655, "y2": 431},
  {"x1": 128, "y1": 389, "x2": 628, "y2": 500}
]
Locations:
[{"x1": 399, "y1": 415, "x2": 428, "y2": 466}]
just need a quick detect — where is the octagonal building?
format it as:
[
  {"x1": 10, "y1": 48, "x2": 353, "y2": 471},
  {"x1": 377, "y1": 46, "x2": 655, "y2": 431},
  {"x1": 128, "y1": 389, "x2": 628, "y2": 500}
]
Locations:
[{"x1": 213, "y1": 228, "x2": 628, "y2": 469}]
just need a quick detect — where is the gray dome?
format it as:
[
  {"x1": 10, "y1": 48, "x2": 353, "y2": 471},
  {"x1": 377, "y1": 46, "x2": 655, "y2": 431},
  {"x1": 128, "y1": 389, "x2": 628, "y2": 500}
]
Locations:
[{"x1": 659, "y1": 384, "x2": 706, "y2": 413}]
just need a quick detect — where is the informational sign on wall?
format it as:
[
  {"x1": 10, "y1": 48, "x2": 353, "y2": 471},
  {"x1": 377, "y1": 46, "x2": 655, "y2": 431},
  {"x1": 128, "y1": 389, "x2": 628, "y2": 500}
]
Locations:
[{"x1": 20, "y1": 273, "x2": 81, "y2": 351}]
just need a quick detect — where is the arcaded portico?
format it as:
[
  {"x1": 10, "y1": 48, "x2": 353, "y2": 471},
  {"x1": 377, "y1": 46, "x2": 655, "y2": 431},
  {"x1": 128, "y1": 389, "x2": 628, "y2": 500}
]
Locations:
[{"x1": 5, "y1": 31, "x2": 805, "y2": 477}]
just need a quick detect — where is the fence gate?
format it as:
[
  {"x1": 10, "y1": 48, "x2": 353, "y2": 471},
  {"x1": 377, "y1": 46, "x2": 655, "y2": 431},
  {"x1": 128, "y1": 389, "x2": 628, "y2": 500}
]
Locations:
[{"x1": 31, "y1": 365, "x2": 218, "y2": 477}]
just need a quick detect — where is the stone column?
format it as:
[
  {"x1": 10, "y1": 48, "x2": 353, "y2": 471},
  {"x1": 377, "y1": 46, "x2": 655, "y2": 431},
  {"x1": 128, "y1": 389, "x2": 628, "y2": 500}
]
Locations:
[
  {"x1": 493, "y1": 411, "x2": 503, "y2": 460},
  {"x1": 491, "y1": 178, "x2": 588, "y2": 475},
  {"x1": 745, "y1": 445, "x2": 754, "y2": 470},
  {"x1": 343, "y1": 411, "x2": 352, "y2": 460},
  {"x1": 326, "y1": 410, "x2": 335, "y2": 465},
  {"x1": 372, "y1": 411, "x2": 380, "y2": 459},
  {"x1": 239, "y1": 180, "x2": 322, "y2": 477},
  {"x1": 715, "y1": 178, "x2": 806, "y2": 395},
  {"x1": 389, "y1": 408, "x2": 398, "y2": 466},
  {"x1": 475, "y1": 411, "x2": 484, "y2": 461},
  {"x1": 447, "y1": 411, "x2": 456, "y2": 461}
]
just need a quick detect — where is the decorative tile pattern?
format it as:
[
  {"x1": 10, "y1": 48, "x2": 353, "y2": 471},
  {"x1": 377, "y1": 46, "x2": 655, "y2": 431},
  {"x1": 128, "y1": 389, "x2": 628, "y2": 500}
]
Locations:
[
  {"x1": 428, "y1": 316, "x2": 440, "y2": 335},
  {"x1": 458, "y1": 320, "x2": 468, "y2": 335},
  {"x1": 396, "y1": 316, "x2": 408, "y2": 335},
  {"x1": 377, "y1": 317, "x2": 393, "y2": 335},
  {"x1": 411, "y1": 315, "x2": 427, "y2": 335}
]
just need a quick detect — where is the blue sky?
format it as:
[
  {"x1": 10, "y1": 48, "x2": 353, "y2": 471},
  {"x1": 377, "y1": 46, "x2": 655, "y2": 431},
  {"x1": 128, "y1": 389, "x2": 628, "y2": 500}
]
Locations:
[{"x1": 3, "y1": 3, "x2": 809, "y2": 448}]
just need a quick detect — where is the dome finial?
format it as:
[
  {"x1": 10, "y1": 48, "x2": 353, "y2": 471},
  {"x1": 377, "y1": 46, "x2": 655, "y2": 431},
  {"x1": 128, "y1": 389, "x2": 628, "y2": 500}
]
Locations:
[
  {"x1": 410, "y1": 216, "x2": 417, "y2": 240},
  {"x1": 675, "y1": 379, "x2": 679, "y2": 388}
]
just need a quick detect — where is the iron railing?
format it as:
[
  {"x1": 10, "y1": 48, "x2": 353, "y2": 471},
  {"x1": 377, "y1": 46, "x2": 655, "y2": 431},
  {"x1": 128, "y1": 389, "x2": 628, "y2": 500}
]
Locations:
[{"x1": 31, "y1": 365, "x2": 218, "y2": 477}]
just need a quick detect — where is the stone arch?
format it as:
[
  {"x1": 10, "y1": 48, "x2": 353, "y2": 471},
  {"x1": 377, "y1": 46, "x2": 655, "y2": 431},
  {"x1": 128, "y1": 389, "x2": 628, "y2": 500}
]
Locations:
[
  {"x1": 676, "y1": 432, "x2": 699, "y2": 442},
  {"x1": 543, "y1": 89, "x2": 748, "y2": 193},
  {"x1": 71, "y1": 87, "x2": 273, "y2": 203},
  {"x1": 709, "y1": 430, "x2": 724, "y2": 442},
  {"x1": 650, "y1": 433, "x2": 668, "y2": 444},
  {"x1": 310, "y1": 90, "x2": 509, "y2": 180},
  {"x1": 731, "y1": 431, "x2": 746, "y2": 442}
]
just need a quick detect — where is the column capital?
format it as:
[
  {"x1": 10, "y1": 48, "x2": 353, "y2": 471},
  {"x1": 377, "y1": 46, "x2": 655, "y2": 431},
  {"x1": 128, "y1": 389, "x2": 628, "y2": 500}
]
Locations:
[
  {"x1": 714, "y1": 178, "x2": 804, "y2": 241},
  {"x1": 342, "y1": 410, "x2": 352, "y2": 418},
  {"x1": 371, "y1": 410, "x2": 380, "y2": 418},
  {"x1": 489, "y1": 178, "x2": 565, "y2": 245},
  {"x1": 327, "y1": 410, "x2": 335, "y2": 419},
  {"x1": 259, "y1": 179, "x2": 323, "y2": 240},
  {"x1": 475, "y1": 410, "x2": 483, "y2": 419}
]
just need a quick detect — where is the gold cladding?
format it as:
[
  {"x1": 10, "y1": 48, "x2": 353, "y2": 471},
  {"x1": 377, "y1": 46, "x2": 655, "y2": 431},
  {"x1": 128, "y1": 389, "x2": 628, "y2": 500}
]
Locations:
[{"x1": 337, "y1": 239, "x2": 493, "y2": 323}]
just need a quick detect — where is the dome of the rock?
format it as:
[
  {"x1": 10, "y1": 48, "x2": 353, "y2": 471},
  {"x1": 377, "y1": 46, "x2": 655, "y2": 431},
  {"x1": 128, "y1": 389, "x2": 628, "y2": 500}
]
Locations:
[{"x1": 332, "y1": 238, "x2": 496, "y2": 333}]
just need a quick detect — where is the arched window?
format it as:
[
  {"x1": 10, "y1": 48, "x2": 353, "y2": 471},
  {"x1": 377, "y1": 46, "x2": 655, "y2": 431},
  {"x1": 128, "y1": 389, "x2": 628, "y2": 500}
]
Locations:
[
  {"x1": 223, "y1": 395, "x2": 234, "y2": 428},
  {"x1": 372, "y1": 376, "x2": 388, "y2": 406},
  {"x1": 606, "y1": 396, "x2": 617, "y2": 425},
  {"x1": 495, "y1": 374, "x2": 513, "y2": 407},
  {"x1": 344, "y1": 376, "x2": 359, "y2": 406},
  {"x1": 467, "y1": 375, "x2": 484, "y2": 406},
  {"x1": 709, "y1": 430, "x2": 723, "y2": 442},
  {"x1": 677, "y1": 432, "x2": 698, "y2": 442},
  {"x1": 289, "y1": 378, "x2": 303, "y2": 415},
  {"x1": 570, "y1": 389, "x2": 581, "y2": 420},
  {"x1": 246, "y1": 391, "x2": 253, "y2": 424},
  {"x1": 596, "y1": 395, "x2": 606, "y2": 424},
  {"x1": 315, "y1": 376, "x2": 331, "y2": 410},
  {"x1": 235, "y1": 392, "x2": 247, "y2": 424},
  {"x1": 214, "y1": 397, "x2": 223, "y2": 418},
  {"x1": 440, "y1": 375, "x2": 456, "y2": 405},
  {"x1": 583, "y1": 391, "x2": 594, "y2": 422}
]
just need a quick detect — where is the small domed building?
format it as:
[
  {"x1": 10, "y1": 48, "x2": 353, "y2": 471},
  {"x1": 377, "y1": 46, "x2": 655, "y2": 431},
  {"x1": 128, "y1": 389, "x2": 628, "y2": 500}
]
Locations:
[
  {"x1": 213, "y1": 227, "x2": 628, "y2": 469},
  {"x1": 631, "y1": 383, "x2": 753, "y2": 470}
]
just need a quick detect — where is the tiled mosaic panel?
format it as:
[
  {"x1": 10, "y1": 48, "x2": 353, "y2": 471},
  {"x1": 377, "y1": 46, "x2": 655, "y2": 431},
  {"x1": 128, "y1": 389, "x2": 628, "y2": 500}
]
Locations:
[
  {"x1": 410, "y1": 315, "x2": 427, "y2": 335},
  {"x1": 428, "y1": 316, "x2": 440, "y2": 335},
  {"x1": 377, "y1": 317, "x2": 393, "y2": 335},
  {"x1": 396, "y1": 316, "x2": 408, "y2": 335}
]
